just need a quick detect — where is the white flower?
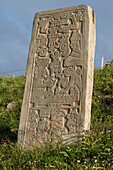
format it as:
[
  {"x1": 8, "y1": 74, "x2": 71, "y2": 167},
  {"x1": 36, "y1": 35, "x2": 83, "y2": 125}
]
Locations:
[{"x1": 77, "y1": 160, "x2": 80, "y2": 163}]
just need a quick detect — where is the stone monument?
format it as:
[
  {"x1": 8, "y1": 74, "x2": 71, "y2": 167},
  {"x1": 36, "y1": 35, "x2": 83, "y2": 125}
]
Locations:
[{"x1": 18, "y1": 5, "x2": 96, "y2": 148}]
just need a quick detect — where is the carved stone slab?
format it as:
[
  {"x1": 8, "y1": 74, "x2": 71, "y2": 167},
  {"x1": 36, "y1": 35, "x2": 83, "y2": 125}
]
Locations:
[{"x1": 18, "y1": 5, "x2": 96, "y2": 148}]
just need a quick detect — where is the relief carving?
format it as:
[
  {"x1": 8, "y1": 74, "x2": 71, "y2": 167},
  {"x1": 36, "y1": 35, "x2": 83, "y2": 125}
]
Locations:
[
  {"x1": 36, "y1": 35, "x2": 47, "y2": 47},
  {"x1": 66, "y1": 113, "x2": 77, "y2": 133},
  {"x1": 37, "y1": 18, "x2": 49, "y2": 34},
  {"x1": 38, "y1": 118, "x2": 49, "y2": 132},
  {"x1": 34, "y1": 57, "x2": 49, "y2": 78},
  {"x1": 29, "y1": 9, "x2": 84, "y2": 142},
  {"x1": 70, "y1": 30, "x2": 82, "y2": 55},
  {"x1": 18, "y1": 6, "x2": 96, "y2": 148}
]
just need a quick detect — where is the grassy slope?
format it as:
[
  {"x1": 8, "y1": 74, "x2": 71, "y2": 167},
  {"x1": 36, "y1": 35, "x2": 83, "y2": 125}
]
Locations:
[{"x1": 0, "y1": 65, "x2": 113, "y2": 169}]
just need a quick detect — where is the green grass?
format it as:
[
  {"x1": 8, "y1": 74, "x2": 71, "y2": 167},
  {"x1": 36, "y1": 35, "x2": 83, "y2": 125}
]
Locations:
[{"x1": 0, "y1": 64, "x2": 113, "y2": 169}]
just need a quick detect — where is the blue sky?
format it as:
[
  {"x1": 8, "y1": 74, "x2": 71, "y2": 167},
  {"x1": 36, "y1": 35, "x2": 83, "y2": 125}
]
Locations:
[{"x1": 0, "y1": 0, "x2": 113, "y2": 75}]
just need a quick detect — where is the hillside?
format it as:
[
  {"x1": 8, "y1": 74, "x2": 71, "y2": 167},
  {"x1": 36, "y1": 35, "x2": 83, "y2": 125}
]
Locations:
[{"x1": 0, "y1": 64, "x2": 113, "y2": 169}]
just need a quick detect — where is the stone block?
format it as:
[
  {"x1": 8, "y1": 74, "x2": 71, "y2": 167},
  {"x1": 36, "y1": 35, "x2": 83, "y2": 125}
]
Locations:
[{"x1": 18, "y1": 5, "x2": 96, "y2": 148}]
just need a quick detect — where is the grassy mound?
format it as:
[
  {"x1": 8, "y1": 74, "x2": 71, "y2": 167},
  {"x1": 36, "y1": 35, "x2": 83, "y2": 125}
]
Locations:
[{"x1": 0, "y1": 64, "x2": 113, "y2": 169}]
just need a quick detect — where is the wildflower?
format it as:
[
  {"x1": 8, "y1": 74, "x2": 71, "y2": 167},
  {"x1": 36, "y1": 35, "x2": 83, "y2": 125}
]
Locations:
[
  {"x1": 50, "y1": 165, "x2": 55, "y2": 167},
  {"x1": 77, "y1": 160, "x2": 80, "y2": 163},
  {"x1": 93, "y1": 166, "x2": 96, "y2": 168}
]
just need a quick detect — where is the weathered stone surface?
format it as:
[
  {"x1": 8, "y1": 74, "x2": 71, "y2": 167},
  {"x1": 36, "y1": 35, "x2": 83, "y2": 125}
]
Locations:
[{"x1": 18, "y1": 5, "x2": 96, "y2": 148}]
